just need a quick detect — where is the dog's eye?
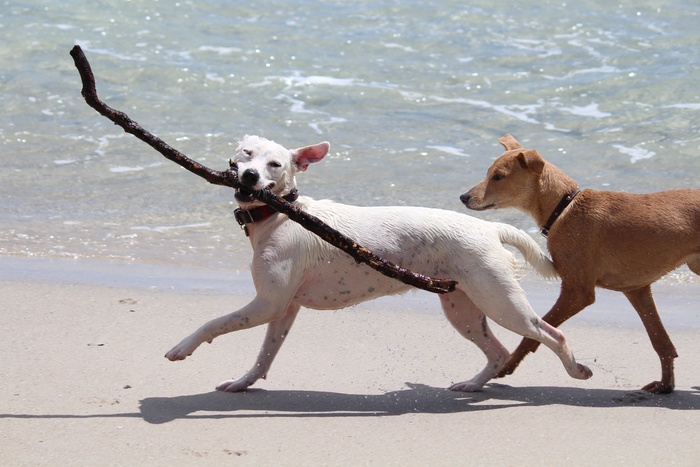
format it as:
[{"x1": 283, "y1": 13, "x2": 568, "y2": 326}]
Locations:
[
  {"x1": 243, "y1": 149, "x2": 252, "y2": 157},
  {"x1": 268, "y1": 161, "x2": 282, "y2": 168},
  {"x1": 492, "y1": 173, "x2": 505, "y2": 181}
]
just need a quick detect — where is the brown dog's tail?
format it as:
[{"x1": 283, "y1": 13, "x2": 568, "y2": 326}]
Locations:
[{"x1": 496, "y1": 224, "x2": 558, "y2": 279}]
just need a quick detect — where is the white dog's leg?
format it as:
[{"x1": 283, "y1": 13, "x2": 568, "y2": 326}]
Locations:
[
  {"x1": 217, "y1": 303, "x2": 301, "y2": 392},
  {"x1": 526, "y1": 318, "x2": 593, "y2": 380},
  {"x1": 472, "y1": 277, "x2": 593, "y2": 382},
  {"x1": 439, "y1": 291, "x2": 510, "y2": 392},
  {"x1": 165, "y1": 295, "x2": 290, "y2": 361}
]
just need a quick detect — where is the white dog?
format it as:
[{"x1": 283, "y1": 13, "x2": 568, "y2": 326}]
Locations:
[{"x1": 165, "y1": 135, "x2": 592, "y2": 392}]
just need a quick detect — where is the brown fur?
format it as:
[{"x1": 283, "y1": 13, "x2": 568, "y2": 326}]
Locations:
[{"x1": 461, "y1": 134, "x2": 700, "y2": 393}]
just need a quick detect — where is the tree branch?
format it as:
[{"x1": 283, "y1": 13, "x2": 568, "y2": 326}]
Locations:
[{"x1": 69, "y1": 45, "x2": 457, "y2": 294}]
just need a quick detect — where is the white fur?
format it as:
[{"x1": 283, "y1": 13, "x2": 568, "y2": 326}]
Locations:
[{"x1": 165, "y1": 135, "x2": 591, "y2": 392}]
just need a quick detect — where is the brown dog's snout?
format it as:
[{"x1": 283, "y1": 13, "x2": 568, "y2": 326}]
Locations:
[
  {"x1": 459, "y1": 192, "x2": 472, "y2": 206},
  {"x1": 241, "y1": 168, "x2": 260, "y2": 188}
]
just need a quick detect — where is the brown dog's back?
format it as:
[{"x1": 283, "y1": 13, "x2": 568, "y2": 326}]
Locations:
[{"x1": 551, "y1": 188, "x2": 700, "y2": 291}]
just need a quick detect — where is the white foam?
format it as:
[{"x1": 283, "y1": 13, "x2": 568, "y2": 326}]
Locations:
[
  {"x1": 560, "y1": 103, "x2": 611, "y2": 118},
  {"x1": 382, "y1": 42, "x2": 417, "y2": 53},
  {"x1": 94, "y1": 137, "x2": 108, "y2": 157},
  {"x1": 282, "y1": 75, "x2": 356, "y2": 87},
  {"x1": 507, "y1": 38, "x2": 562, "y2": 57},
  {"x1": 613, "y1": 144, "x2": 656, "y2": 163},
  {"x1": 309, "y1": 116, "x2": 347, "y2": 135},
  {"x1": 542, "y1": 65, "x2": 619, "y2": 80},
  {"x1": 205, "y1": 72, "x2": 225, "y2": 83},
  {"x1": 131, "y1": 223, "x2": 211, "y2": 233},
  {"x1": 275, "y1": 94, "x2": 315, "y2": 114},
  {"x1": 426, "y1": 145, "x2": 469, "y2": 157},
  {"x1": 109, "y1": 162, "x2": 162, "y2": 173},
  {"x1": 666, "y1": 103, "x2": 700, "y2": 110},
  {"x1": 431, "y1": 95, "x2": 541, "y2": 124},
  {"x1": 110, "y1": 166, "x2": 144, "y2": 173},
  {"x1": 75, "y1": 41, "x2": 148, "y2": 62},
  {"x1": 198, "y1": 45, "x2": 242, "y2": 55}
]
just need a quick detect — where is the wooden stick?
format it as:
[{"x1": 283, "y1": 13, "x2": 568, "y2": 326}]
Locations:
[{"x1": 69, "y1": 45, "x2": 457, "y2": 294}]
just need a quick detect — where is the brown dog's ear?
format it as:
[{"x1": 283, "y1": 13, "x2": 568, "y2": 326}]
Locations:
[
  {"x1": 499, "y1": 134, "x2": 522, "y2": 151},
  {"x1": 291, "y1": 141, "x2": 330, "y2": 172},
  {"x1": 516, "y1": 150, "x2": 545, "y2": 175}
]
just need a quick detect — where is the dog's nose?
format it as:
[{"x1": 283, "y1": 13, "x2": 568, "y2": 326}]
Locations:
[
  {"x1": 459, "y1": 192, "x2": 471, "y2": 205},
  {"x1": 241, "y1": 169, "x2": 260, "y2": 188}
]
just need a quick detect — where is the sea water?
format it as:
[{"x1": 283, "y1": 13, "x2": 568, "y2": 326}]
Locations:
[{"x1": 1, "y1": 0, "x2": 699, "y2": 286}]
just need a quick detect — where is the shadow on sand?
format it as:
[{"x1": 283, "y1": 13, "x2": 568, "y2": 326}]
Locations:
[
  {"x1": 137, "y1": 382, "x2": 700, "y2": 424},
  {"x1": 3, "y1": 383, "x2": 699, "y2": 424}
]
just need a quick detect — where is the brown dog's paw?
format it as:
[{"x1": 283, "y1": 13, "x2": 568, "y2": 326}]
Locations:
[{"x1": 641, "y1": 380, "x2": 674, "y2": 394}]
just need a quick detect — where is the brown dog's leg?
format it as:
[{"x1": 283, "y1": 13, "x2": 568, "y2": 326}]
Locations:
[
  {"x1": 623, "y1": 286, "x2": 677, "y2": 394},
  {"x1": 496, "y1": 284, "x2": 595, "y2": 378}
]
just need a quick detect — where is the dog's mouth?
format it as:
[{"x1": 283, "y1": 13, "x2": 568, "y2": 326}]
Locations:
[
  {"x1": 234, "y1": 183, "x2": 277, "y2": 204},
  {"x1": 461, "y1": 198, "x2": 498, "y2": 211},
  {"x1": 234, "y1": 187, "x2": 256, "y2": 203},
  {"x1": 468, "y1": 202, "x2": 497, "y2": 211}
]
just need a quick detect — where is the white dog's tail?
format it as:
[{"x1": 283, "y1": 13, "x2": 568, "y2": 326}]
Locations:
[{"x1": 496, "y1": 224, "x2": 558, "y2": 279}]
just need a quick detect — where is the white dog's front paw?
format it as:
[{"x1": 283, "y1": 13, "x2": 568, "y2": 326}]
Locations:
[{"x1": 164, "y1": 335, "x2": 202, "y2": 361}]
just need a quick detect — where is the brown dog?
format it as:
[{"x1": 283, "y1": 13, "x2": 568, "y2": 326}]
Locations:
[{"x1": 460, "y1": 134, "x2": 700, "y2": 393}]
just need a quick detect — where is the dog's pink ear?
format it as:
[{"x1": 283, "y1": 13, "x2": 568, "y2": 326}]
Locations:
[
  {"x1": 292, "y1": 142, "x2": 330, "y2": 171},
  {"x1": 499, "y1": 134, "x2": 522, "y2": 151},
  {"x1": 517, "y1": 150, "x2": 545, "y2": 175}
]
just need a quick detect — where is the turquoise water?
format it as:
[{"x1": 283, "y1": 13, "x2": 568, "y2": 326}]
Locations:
[{"x1": 1, "y1": 0, "x2": 699, "y2": 282}]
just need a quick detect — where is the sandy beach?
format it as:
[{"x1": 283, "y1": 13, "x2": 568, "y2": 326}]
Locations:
[
  {"x1": 3, "y1": 0, "x2": 700, "y2": 464},
  {"x1": 2, "y1": 258, "x2": 700, "y2": 466}
]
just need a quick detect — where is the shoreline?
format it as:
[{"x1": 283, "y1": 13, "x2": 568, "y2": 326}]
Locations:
[
  {"x1": 2, "y1": 254, "x2": 699, "y2": 329},
  {"x1": 2, "y1": 256, "x2": 700, "y2": 465}
]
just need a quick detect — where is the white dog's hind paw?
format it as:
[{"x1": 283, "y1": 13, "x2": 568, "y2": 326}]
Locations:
[
  {"x1": 448, "y1": 380, "x2": 485, "y2": 392},
  {"x1": 216, "y1": 378, "x2": 254, "y2": 392},
  {"x1": 574, "y1": 363, "x2": 593, "y2": 380}
]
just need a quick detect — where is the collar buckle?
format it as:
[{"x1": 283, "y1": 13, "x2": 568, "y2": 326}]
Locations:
[{"x1": 234, "y1": 208, "x2": 255, "y2": 227}]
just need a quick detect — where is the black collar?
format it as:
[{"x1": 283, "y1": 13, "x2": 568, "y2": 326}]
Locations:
[
  {"x1": 540, "y1": 189, "x2": 580, "y2": 238},
  {"x1": 234, "y1": 189, "x2": 299, "y2": 235}
]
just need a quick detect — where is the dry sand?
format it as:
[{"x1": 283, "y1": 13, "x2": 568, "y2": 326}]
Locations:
[{"x1": 2, "y1": 258, "x2": 700, "y2": 465}]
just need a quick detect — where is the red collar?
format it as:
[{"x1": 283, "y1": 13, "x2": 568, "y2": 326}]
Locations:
[{"x1": 234, "y1": 189, "x2": 299, "y2": 236}]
